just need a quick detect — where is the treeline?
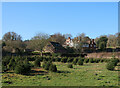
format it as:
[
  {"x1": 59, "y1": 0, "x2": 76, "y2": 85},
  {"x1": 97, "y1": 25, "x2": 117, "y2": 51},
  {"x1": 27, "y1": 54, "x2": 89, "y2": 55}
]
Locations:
[{"x1": 1, "y1": 32, "x2": 120, "y2": 56}]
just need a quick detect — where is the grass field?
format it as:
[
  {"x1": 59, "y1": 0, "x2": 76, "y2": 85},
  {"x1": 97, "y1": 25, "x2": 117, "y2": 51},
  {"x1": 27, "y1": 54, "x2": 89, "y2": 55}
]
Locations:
[{"x1": 2, "y1": 62, "x2": 119, "y2": 86}]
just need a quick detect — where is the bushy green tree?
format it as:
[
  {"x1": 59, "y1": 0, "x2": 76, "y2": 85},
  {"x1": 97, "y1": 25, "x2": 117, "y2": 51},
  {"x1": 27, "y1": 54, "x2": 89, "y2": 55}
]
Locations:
[
  {"x1": 96, "y1": 36, "x2": 108, "y2": 50},
  {"x1": 67, "y1": 57, "x2": 73, "y2": 63},
  {"x1": 61, "y1": 57, "x2": 67, "y2": 63},
  {"x1": 67, "y1": 64, "x2": 73, "y2": 68},
  {"x1": 49, "y1": 64, "x2": 57, "y2": 72},
  {"x1": 106, "y1": 62, "x2": 115, "y2": 71},
  {"x1": 89, "y1": 58, "x2": 94, "y2": 63},
  {"x1": 14, "y1": 63, "x2": 31, "y2": 75},
  {"x1": 72, "y1": 58, "x2": 78, "y2": 65},
  {"x1": 77, "y1": 59, "x2": 83, "y2": 65},
  {"x1": 84, "y1": 58, "x2": 89, "y2": 63},
  {"x1": 34, "y1": 58, "x2": 41, "y2": 67}
]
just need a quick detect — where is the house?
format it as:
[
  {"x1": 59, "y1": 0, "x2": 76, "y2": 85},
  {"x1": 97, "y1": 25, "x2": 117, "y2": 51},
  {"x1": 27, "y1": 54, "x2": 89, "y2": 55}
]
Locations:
[
  {"x1": 43, "y1": 41, "x2": 67, "y2": 53},
  {"x1": 24, "y1": 49, "x2": 34, "y2": 53},
  {"x1": 82, "y1": 39, "x2": 97, "y2": 52},
  {"x1": 63, "y1": 37, "x2": 96, "y2": 52},
  {"x1": 63, "y1": 37, "x2": 74, "y2": 48}
]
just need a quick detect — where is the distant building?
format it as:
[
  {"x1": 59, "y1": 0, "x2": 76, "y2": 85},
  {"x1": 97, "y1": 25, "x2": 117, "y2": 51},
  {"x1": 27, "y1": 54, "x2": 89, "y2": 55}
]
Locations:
[
  {"x1": 82, "y1": 39, "x2": 96, "y2": 51},
  {"x1": 24, "y1": 49, "x2": 34, "y2": 53},
  {"x1": 43, "y1": 41, "x2": 67, "y2": 53},
  {"x1": 63, "y1": 37, "x2": 74, "y2": 48},
  {"x1": 63, "y1": 37, "x2": 96, "y2": 52}
]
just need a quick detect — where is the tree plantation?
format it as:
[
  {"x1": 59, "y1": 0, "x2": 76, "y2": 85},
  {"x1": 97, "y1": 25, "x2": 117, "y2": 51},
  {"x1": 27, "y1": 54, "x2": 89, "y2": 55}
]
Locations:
[{"x1": 1, "y1": 32, "x2": 120, "y2": 86}]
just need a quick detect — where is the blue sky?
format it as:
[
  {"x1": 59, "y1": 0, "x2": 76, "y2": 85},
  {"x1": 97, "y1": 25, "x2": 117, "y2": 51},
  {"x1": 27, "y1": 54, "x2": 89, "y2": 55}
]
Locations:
[{"x1": 2, "y1": 2, "x2": 118, "y2": 40}]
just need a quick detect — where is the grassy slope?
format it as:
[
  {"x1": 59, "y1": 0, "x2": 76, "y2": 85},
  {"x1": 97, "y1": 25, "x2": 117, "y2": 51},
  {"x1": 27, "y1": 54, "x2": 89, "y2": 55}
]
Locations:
[{"x1": 2, "y1": 62, "x2": 119, "y2": 86}]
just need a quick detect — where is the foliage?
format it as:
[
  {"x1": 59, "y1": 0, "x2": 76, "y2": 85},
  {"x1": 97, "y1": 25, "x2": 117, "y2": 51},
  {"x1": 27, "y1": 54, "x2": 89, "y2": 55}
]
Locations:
[
  {"x1": 2, "y1": 65, "x2": 8, "y2": 72},
  {"x1": 111, "y1": 59, "x2": 119, "y2": 66},
  {"x1": 8, "y1": 58, "x2": 16, "y2": 70},
  {"x1": 2, "y1": 32, "x2": 22, "y2": 41},
  {"x1": 77, "y1": 59, "x2": 83, "y2": 65},
  {"x1": 2, "y1": 56, "x2": 11, "y2": 66},
  {"x1": 106, "y1": 62, "x2": 115, "y2": 71},
  {"x1": 72, "y1": 58, "x2": 78, "y2": 65},
  {"x1": 84, "y1": 58, "x2": 89, "y2": 63},
  {"x1": 89, "y1": 58, "x2": 94, "y2": 63},
  {"x1": 52, "y1": 53, "x2": 61, "y2": 57},
  {"x1": 34, "y1": 58, "x2": 41, "y2": 67},
  {"x1": 27, "y1": 33, "x2": 49, "y2": 52},
  {"x1": 99, "y1": 42, "x2": 106, "y2": 51},
  {"x1": 117, "y1": 32, "x2": 120, "y2": 46},
  {"x1": 44, "y1": 61, "x2": 52, "y2": 70},
  {"x1": 49, "y1": 33, "x2": 66, "y2": 45},
  {"x1": 107, "y1": 34, "x2": 117, "y2": 48},
  {"x1": 100, "y1": 59, "x2": 104, "y2": 63},
  {"x1": 61, "y1": 57, "x2": 67, "y2": 63},
  {"x1": 49, "y1": 64, "x2": 57, "y2": 72},
  {"x1": 55, "y1": 57, "x2": 61, "y2": 62},
  {"x1": 67, "y1": 57, "x2": 73, "y2": 63},
  {"x1": 67, "y1": 64, "x2": 73, "y2": 68},
  {"x1": 42, "y1": 61, "x2": 47, "y2": 68},
  {"x1": 96, "y1": 36, "x2": 108, "y2": 50},
  {"x1": 14, "y1": 63, "x2": 31, "y2": 75}
]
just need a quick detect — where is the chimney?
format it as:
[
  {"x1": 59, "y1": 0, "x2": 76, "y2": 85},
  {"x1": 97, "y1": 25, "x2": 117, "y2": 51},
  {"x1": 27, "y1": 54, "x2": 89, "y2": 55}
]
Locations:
[{"x1": 68, "y1": 37, "x2": 71, "y2": 40}]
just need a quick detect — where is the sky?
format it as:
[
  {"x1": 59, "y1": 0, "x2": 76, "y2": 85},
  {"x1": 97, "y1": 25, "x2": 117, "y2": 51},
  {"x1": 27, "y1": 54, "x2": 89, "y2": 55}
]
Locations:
[{"x1": 2, "y1": 2, "x2": 118, "y2": 40}]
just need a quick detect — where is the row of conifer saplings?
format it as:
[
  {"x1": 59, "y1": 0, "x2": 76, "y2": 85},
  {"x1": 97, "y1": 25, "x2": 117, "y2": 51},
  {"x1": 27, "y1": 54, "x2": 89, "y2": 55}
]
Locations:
[{"x1": 2, "y1": 56, "x2": 119, "y2": 75}]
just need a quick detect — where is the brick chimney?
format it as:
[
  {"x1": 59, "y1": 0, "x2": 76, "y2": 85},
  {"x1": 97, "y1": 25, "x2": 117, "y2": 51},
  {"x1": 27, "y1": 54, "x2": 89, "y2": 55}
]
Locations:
[{"x1": 68, "y1": 37, "x2": 71, "y2": 40}]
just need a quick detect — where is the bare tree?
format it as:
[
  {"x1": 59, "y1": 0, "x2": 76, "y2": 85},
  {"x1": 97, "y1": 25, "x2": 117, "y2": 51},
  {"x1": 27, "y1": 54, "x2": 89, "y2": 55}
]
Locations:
[
  {"x1": 107, "y1": 34, "x2": 117, "y2": 48},
  {"x1": 63, "y1": 33, "x2": 72, "y2": 39},
  {"x1": 2, "y1": 32, "x2": 22, "y2": 41},
  {"x1": 26, "y1": 33, "x2": 50, "y2": 55},
  {"x1": 49, "y1": 33, "x2": 66, "y2": 45}
]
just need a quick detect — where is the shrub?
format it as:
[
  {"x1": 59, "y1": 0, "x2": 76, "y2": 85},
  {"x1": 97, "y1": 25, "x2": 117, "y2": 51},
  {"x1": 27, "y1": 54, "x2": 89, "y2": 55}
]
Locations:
[
  {"x1": 67, "y1": 64, "x2": 73, "y2": 68},
  {"x1": 49, "y1": 64, "x2": 57, "y2": 72},
  {"x1": 51, "y1": 57, "x2": 55, "y2": 62},
  {"x1": 27, "y1": 56, "x2": 35, "y2": 61},
  {"x1": 104, "y1": 59, "x2": 111, "y2": 62},
  {"x1": 72, "y1": 58, "x2": 78, "y2": 65},
  {"x1": 2, "y1": 56, "x2": 11, "y2": 66},
  {"x1": 55, "y1": 57, "x2": 61, "y2": 62},
  {"x1": 14, "y1": 65, "x2": 24, "y2": 74},
  {"x1": 8, "y1": 58, "x2": 16, "y2": 70},
  {"x1": 14, "y1": 63, "x2": 31, "y2": 75},
  {"x1": 106, "y1": 62, "x2": 115, "y2": 71},
  {"x1": 44, "y1": 61, "x2": 52, "y2": 70},
  {"x1": 61, "y1": 57, "x2": 67, "y2": 63},
  {"x1": 89, "y1": 58, "x2": 94, "y2": 63},
  {"x1": 34, "y1": 58, "x2": 41, "y2": 67},
  {"x1": 2, "y1": 65, "x2": 8, "y2": 72},
  {"x1": 77, "y1": 59, "x2": 83, "y2": 65},
  {"x1": 24, "y1": 58, "x2": 29, "y2": 64},
  {"x1": 67, "y1": 58, "x2": 73, "y2": 63},
  {"x1": 39, "y1": 57, "x2": 43, "y2": 61},
  {"x1": 42, "y1": 61, "x2": 47, "y2": 68},
  {"x1": 52, "y1": 53, "x2": 60, "y2": 57},
  {"x1": 111, "y1": 59, "x2": 119, "y2": 66},
  {"x1": 84, "y1": 58, "x2": 89, "y2": 63},
  {"x1": 100, "y1": 59, "x2": 104, "y2": 63},
  {"x1": 95, "y1": 59, "x2": 100, "y2": 63}
]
